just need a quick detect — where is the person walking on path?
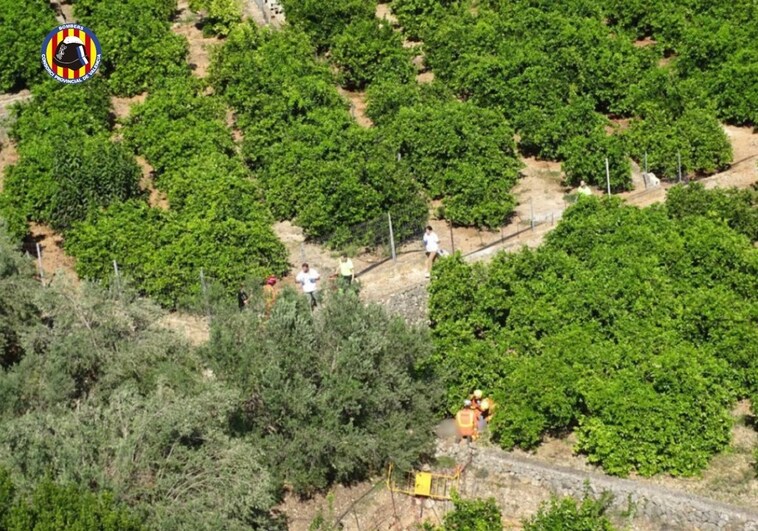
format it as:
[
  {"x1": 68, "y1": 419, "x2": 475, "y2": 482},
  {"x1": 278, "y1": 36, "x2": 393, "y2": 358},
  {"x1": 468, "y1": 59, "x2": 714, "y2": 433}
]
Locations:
[
  {"x1": 423, "y1": 225, "x2": 440, "y2": 278},
  {"x1": 336, "y1": 254, "x2": 354, "y2": 290},
  {"x1": 296, "y1": 263, "x2": 320, "y2": 309}
]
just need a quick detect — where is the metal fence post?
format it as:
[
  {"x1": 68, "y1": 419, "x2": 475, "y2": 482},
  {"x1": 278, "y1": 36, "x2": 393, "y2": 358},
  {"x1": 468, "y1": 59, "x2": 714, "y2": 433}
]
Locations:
[
  {"x1": 113, "y1": 260, "x2": 121, "y2": 298},
  {"x1": 677, "y1": 152, "x2": 682, "y2": 183},
  {"x1": 387, "y1": 212, "x2": 396, "y2": 263},
  {"x1": 605, "y1": 157, "x2": 611, "y2": 196},
  {"x1": 449, "y1": 222, "x2": 455, "y2": 254},
  {"x1": 35, "y1": 243, "x2": 44, "y2": 282},
  {"x1": 643, "y1": 152, "x2": 649, "y2": 189}
]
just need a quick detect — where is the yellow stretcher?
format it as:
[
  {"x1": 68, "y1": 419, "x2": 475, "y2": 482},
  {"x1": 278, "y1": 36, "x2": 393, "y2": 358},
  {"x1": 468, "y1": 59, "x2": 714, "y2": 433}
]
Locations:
[{"x1": 386, "y1": 463, "x2": 462, "y2": 500}]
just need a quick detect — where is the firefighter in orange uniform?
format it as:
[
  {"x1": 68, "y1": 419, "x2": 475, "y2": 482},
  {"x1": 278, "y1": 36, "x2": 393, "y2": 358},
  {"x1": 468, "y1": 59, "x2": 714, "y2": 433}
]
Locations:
[{"x1": 455, "y1": 400, "x2": 480, "y2": 443}]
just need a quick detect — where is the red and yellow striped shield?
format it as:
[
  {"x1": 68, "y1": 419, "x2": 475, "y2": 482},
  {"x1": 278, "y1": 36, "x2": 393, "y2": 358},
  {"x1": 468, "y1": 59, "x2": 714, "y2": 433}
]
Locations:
[{"x1": 41, "y1": 24, "x2": 102, "y2": 84}]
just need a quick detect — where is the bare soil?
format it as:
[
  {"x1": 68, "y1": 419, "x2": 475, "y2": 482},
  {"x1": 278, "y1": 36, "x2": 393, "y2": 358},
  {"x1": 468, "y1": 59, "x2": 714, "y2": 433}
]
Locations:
[
  {"x1": 376, "y1": 3, "x2": 399, "y2": 25},
  {"x1": 226, "y1": 109, "x2": 244, "y2": 144},
  {"x1": 136, "y1": 156, "x2": 169, "y2": 210},
  {"x1": 337, "y1": 87, "x2": 373, "y2": 128},
  {"x1": 241, "y1": 0, "x2": 268, "y2": 26},
  {"x1": 280, "y1": 480, "x2": 459, "y2": 531},
  {"x1": 634, "y1": 37, "x2": 657, "y2": 48},
  {"x1": 173, "y1": 0, "x2": 222, "y2": 78},
  {"x1": 25, "y1": 223, "x2": 79, "y2": 283},
  {"x1": 111, "y1": 93, "x2": 147, "y2": 122},
  {"x1": 155, "y1": 312, "x2": 210, "y2": 345},
  {"x1": 416, "y1": 71, "x2": 435, "y2": 84}
]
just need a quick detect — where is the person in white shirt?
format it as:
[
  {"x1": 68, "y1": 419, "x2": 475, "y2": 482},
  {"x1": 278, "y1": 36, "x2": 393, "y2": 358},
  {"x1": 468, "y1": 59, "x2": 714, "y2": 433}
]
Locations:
[
  {"x1": 296, "y1": 263, "x2": 320, "y2": 309},
  {"x1": 423, "y1": 225, "x2": 440, "y2": 278},
  {"x1": 577, "y1": 180, "x2": 592, "y2": 197}
]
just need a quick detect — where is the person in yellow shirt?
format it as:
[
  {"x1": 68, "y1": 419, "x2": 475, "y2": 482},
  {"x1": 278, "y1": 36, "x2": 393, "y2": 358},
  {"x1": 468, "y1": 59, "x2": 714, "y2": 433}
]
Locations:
[
  {"x1": 336, "y1": 254, "x2": 354, "y2": 290},
  {"x1": 263, "y1": 276, "x2": 278, "y2": 316}
]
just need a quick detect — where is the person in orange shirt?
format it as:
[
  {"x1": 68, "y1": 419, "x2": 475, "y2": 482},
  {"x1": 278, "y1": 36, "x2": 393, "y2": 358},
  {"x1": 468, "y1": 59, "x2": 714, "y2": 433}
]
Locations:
[
  {"x1": 455, "y1": 400, "x2": 480, "y2": 443},
  {"x1": 263, "y1": 276, "x2": 278, "y2": 316}
]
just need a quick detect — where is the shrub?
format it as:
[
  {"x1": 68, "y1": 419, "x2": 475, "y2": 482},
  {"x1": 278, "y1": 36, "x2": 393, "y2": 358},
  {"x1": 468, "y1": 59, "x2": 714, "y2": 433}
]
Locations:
[
  {"x1": 365, "y1": 79, "x2": 423, "y2": 125},
  {"x1": 9, "y1": 80, "x2": 112, "y2": 145},
  {"x1": 80, "y1": 76, "x2": 291, "y2": 305},
  {"x1": 331, "y1": 19, "x2": 414, "y2": 90},
  {"x1": 561, "y1": 131, "x2": 632, "y2": 191},
  {"x1": 0, "y1": 0, "x2": 57, "y2": 91},
  {"x1": 278, "y1": 0, "x2": 375, "y2": 51},
  {"x1": 67, "y1": 200, "x2": 289, "y2": 308},
  {"x1": 440, "y1": 494, "x2": 502, "y2": 531},
  {"x1": 711, "y1": 47, "x2": 758, "y2": 126},
  {"x1": 0, "y1": 473, "x2": 142, "y2": 531},
  {"x1": 518, "y1": 98, "x2": 608, "y2": 160},
  {"x1": 391, "y1": 0, "x2": 459, "y2": 41},
  {"x1": 212, "y1": 25, "x2": 428, "y2": 245},
  {"x1": 202, "y1": 290, "x2": 441, "y2": 496},
  {"x1": 0, "y1": 223, "x2": 38, "y2": 368},
  {"x1": 667, "y1": 183, "x2": 758, "y2": 242},
  {"x1": 190, "y1": 0, "x2": 242, "y2": 36},
  {"x1": 209, "y1": 24, "x2": 344, "y2": 130},
  {"x1": 1, "y1": 81, "x2": 141, "y2": 231},
  {"x1": 429, "y1": 196, "x2": 758, "y2": 476},
  {"x1": 4, "y1": 135, "x2": 141, "y2": 230},
  {"x1": 625, "y1": 108, "x2": 732, "y2": 179},
  {"x1": 74, "y1": 0, "x2": 189, "y2": 96},
  {"x1": 0, "y1": 248, "x2": 283, "y2": 529},
  {"x1": 523, "y1": 492, "x2": 616, "y2": 531},
  {"x1": 385, "y1": 100, "x2": 523, "y2": 227},
  {"x1": 124, "y1": 77, "x2": 236, "y2": 174}
]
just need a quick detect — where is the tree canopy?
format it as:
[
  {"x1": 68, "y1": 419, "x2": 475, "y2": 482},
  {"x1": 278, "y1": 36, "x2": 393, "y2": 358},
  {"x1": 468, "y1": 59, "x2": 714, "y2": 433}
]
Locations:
[{"x1": 429, "y1": 187, "x2": 758, "y2": 477}]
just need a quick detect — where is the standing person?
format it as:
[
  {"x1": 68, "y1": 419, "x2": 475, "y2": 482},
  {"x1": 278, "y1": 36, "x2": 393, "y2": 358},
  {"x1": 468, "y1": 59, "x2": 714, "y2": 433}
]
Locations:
[
  {"x1": 577, "y1": 180, "x2": 592, "y2": 197},
  {"x1": 336, "y1": 254, "x2": 354, "y2": 290},
  {"x1": 296, "y1": 263, "x2": 320, "y2": 309},
  {"x1": 263, "y1": 275, "x2": 278, "y2": 316},
  {"x1": 237, "y1": 284, "x2": 249, "y2": 310},
  {"x1": 423, "y1": 225, "x2": 440, "y2": 278},
  {"x1": 454, "y1": 399, "x2": 479, "y2": 444}
]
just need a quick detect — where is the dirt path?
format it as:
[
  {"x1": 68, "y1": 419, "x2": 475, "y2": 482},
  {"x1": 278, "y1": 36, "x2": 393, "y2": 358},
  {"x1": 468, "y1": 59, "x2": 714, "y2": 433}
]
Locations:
[
  {"x1": 111, "y1": 93, "x2": 147, "y2": 121},
  {"x1": 336, "y1": 87, "x2": 373, "y2": 128},
  {"x1": 155, "y1": 312, "x2": 210, "y2": 345},
  {"x1": 375, "y1": 3, "x2": 398, "y2": 25},
  {"x1": 24, "y1": 223, "x2": 79, "y2": 283},
  {"x1": 621, "y1": 125, "x2": 758, "y2": 208},
  {"x1": 241, "y1": 0, "x2": 284, "y2": 27},
  {"x1": 136, "y1": 156, "x2": 169, "y2": 209},
  {"x1": 172, "y1": 0, "x2": 223, "y2": 78}
]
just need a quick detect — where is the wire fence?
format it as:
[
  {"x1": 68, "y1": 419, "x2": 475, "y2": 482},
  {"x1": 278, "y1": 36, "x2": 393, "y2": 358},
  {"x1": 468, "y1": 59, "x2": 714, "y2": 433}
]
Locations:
[
  {"x1": 311, "y1": 202, "x2": 428, "y2": 261},
  {"x1": 25, "y1": 160, "x2": 723, "y2": 312}
]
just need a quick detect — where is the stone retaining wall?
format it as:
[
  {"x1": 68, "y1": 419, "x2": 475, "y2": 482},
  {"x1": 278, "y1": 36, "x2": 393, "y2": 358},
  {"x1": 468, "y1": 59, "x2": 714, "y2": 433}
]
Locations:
[
  {"x1": 375, "y1": 283, "x2": 429, "y2": 327},
  {"x1": 440, "y1": 443, "x2": 758, "y2": 530}
]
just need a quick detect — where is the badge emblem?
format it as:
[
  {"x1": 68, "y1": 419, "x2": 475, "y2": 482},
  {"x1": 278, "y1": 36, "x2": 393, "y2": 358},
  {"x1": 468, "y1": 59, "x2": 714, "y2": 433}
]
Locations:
[{"x1": 41, "y1": 24, "x2": 102, "y2": 84}]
